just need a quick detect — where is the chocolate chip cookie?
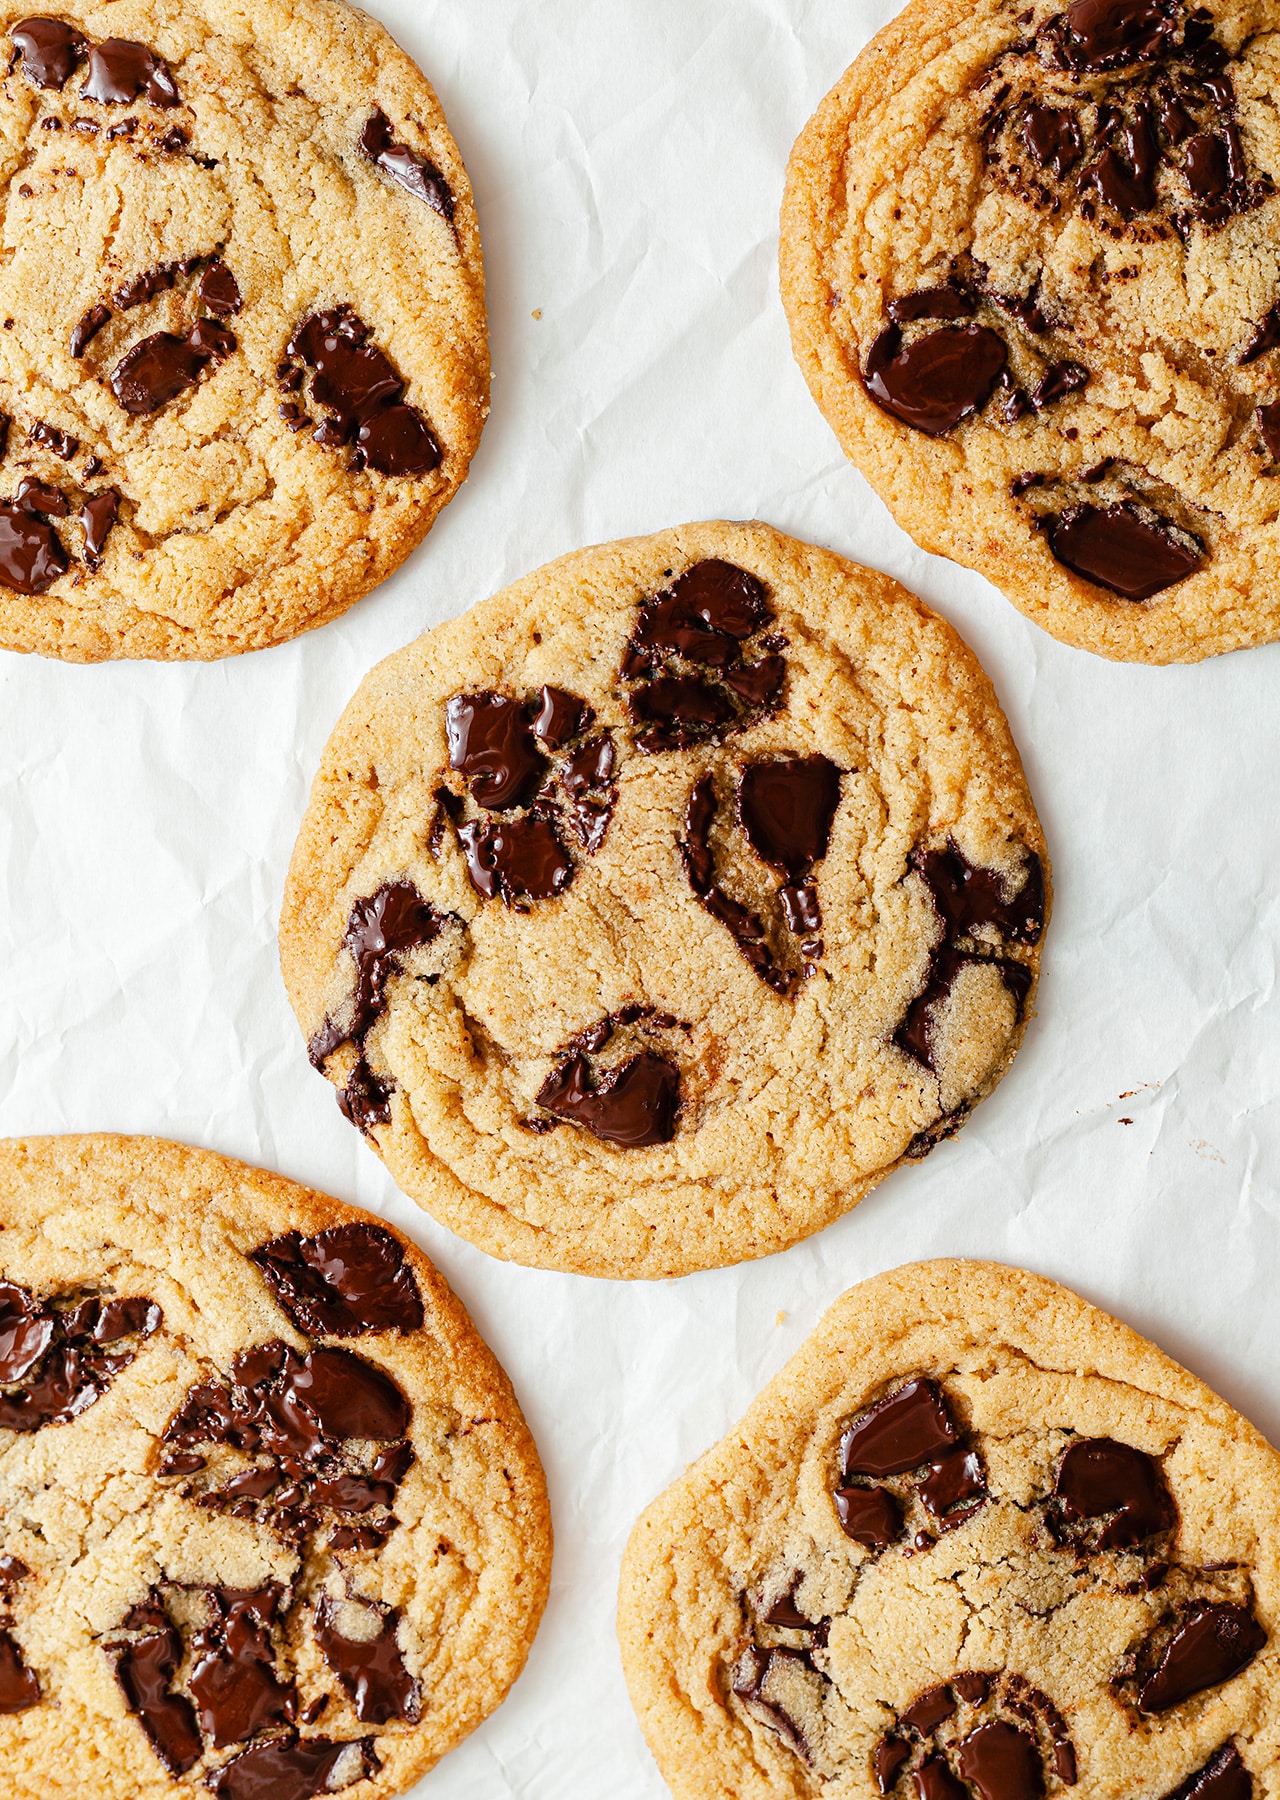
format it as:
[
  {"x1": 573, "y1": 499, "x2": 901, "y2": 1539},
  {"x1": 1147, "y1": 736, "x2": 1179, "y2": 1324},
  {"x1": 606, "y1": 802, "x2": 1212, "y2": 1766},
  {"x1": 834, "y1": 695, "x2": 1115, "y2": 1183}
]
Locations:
[
  {"x1": 781, "y1": 0, "x2": 1280, "y2": 662},
  {"x1": 0, "y1": 2, "x2": 486, "y2": 660},
  {"x1": 0, "y1": 1134, "x2": 551, "y2": 1797},
  {"x1": 280, "y1": 521, "x2": 1049, "y2": 1279},
  {"x1": 617, "y1": 1259, "x2": 1279, "y2": 1799}
]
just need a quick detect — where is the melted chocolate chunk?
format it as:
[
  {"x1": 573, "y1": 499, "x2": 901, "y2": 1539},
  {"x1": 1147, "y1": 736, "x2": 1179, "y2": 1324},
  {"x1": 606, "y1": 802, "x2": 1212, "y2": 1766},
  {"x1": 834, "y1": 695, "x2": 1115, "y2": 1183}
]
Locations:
[
  {"x1": 1061, "y1": 0, "x2": 1175, "y2": 70},
  {"x1": 1138, "y1": 1603, "x2": 1266, "y2": 1712},
  {"x1": 888, "y1": 286, "x2": 976, "y2": 323},
  {"x1": 1087, "y1": 105, "x2": 1159, "y2": 217},
  {"x1": 309, "y1": 881, "x2": 451, "y2": 1069},
  {"x1": 533, "y1": 683, "x2": 593, "y2": 746},
  {"x1": 952, "y1": 1672, "x2": 994, "y2": 1705},
  {"x1": 251, "y1": 1224, "x2": 424, "y2": 1337},
  {"x1": 916, "y1": 1753, "x2": 969, "y2": 1800},
  {"x1": 895, "y1": 945, "x2": 1031, "y2": 1073},
  {"x1": 911, "y1": 842, "x2": 1045, "y2": 945},
  {"x1": 629, "y1": 674, "x2": 734, "y2": 739},
  {"x1": 763, "y1": 1583, "x2": 811, "y2": 1630},
  {"x1": 840, "y1": 1378, "x2": 959, "y2": 1478},
  {"x1": 1185, "y1": 131, "x2": 1230, "y2": 199},
  {"x1": 878, "y1": 1735, "x2": 913, "y2": 1793},
  {"x1": 80, "y1": 489, "x2": 120, "y2": 568},
  {"x1": 737, "y1": 756, "x2": 841, "y2": 876},
  {"x1": 338, "y1": 1062, "x2": 393, "y2": 1135},
  {"x1": 629, "y1": 558, "x2": 769, "y2": 664},
  {"x1": 29, "y1": 419, "x2": 77, "y2": 460},
  {"x1": 206, "y1": 1732, "x2": 378, "y2": 1800},
  {"x1": 82, "y1": 37, "x2": 179, "y2": 107},
  {"x1": 0, "y1": 1630, "x2": 39, "y2": 1712},
  {"x1": 919, "y1": 1447, "x2": 987, "y2": 1517},
  {"x1": 445, "y1": 692, "x2": 542, "y2": 809},
  {"x1": 731, "y1": 1647, "x2": 815, "y2": 1761},
  {"x1": 314, "y1": 1595, "x2": 421, "y2": 1724},
  {"x1": 199, "y1": 259, "x2": 242, "y2": 317},
  {"x1": 1022, "y1": 104, "x2": 1083, "y2": 176},
  {"x1": 902, "y1": 1685, "x2": 956, "y2": 1733},
  {"x1": 113, "y1": 1616, "x2": 203, "y2": 1775},
  {"x1": 1242, "y1": 302, "x2": 1280, "y2": 364},
  {"x1": 558, "y1": 735, "x2": 615, "y2": 798},
  {"x1": 458, "y1": 811, "x2": 574, "y2": 903},
  {"x1": 1054, "y1": 1437, "x2": 1176, "y2": 1548},
  {"x1": 1162, "y1": 1746, "x2": 1253, "y2": 1800},
  {"x1": 70, "y1": 301, "x2": 112, "y2": 357},
  {"x1": 1045, "y1": 503, "x2": 1202, "y2": 600},
  {"x1": 283, "y1": 308, "x2": 441, "y2": 476},
  {"x1": 679, "y1": 775, "x2": 794, "y2": 996},
  {"x1": 11, "y1": 17, "x2": 83, "y2": 88},
  {"x1": 0, "y1": 489, "x2": 67, "y2": 595},
  {"x1": 110, "y1": 322, "x2": 234, "y2": 414},
  {"x1": 834, "y1": 1484, "x2": 904, "y2": 1548},
  {"x1": 115, "y1": 263, "x2": 177, "y2": 310},
  {"x1": 1258, "y1": 401, "x2": 1280, "y2": 460},
  {"x1": 0, "y1": 1283, "x2": 160, "y2": 1431},
  {"x1": 957, "y1": 1721, "x2": 1045, "y2": 1800},
  {"x1": 1031, "y1": 361, "x2": 1089, "y2": 408},
  {"x1": 188, "y1": 1586, "x2": 297, "y2": 1748},
  {"x1": 359, "y1": 108, "x2": 454, "y2": 222},
  {"x1": 865, "y1": 323, "x2": 1007, "y2": 436},
  {"x1": 536, "y1": 1048, "x2": 679, "y2": 1147}
]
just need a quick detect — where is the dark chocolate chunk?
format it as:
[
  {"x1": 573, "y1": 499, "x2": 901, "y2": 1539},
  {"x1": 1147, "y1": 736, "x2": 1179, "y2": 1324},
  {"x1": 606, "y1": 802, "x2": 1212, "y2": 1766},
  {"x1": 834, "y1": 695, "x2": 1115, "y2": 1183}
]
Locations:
[
  {"x1": 110, "y1": 324, "x2": 231, "y2": 415},
  {"x1": 952, "y1": 1672, "x2": 994, "y2": 1705},
  {"x1": 188, "y1": 1586, "x2": 297, "y2": 1748},
  {"x1": 919, "y1": 1447, "x2": 986, "y2": 1516},
  {"x1": 113, "y1": 1617, "x2": 203, "y2": 1775},
  {"x1": 29, "y1": 419, "x2": 77, "y2": 460},
  {"x1": 532, "y1": 684, "x2": 593, "y2": 746},
  {"x1": 1045, "y1": 502, "x2": 1202, "y2": 600},
  {"x1": 12, "y1": 17, "x2": 84, "y2": 89},
  {"x1": 1185, "y1": 132, "x2": 1231, "y2": 200},
  {"x1": 1062, "y1": 0, "x2": 1175, "y2": 69},
  {"x1": 911, "y1": 842, "x2": 1045, "y2": 945},
  {"x1": 763, "y1": 1583, "x2": 811, "y2": 1630},
  {"x1": 877, "y1": 1735, "x2": 913, "y2": 1793},
  {"x1": 902, "y1": 1684, "x2": 956, "y2": 1733},
  {"x1": 359, "y1": 108, "x2": 454, "y2": 222},
  {"x1": 0, "y1": 1281, "x2": 160, "y2": 1430},
  {"x1": 1161, "y1": 1746, "x2": 1253, "y2": 1800},
  {"x1": 199, "y1": 259, "x2": 242, "y2": 317},
  {"x1": 629, "y1": 674, "x2": 734, "y2": 738},
  {"x1": 1021, "y1": 104, "x2": 1083, "y2": 176},
  {"x1": 537, "y1": 1049, "x2": 680, "y2": 1147},
  {"x1": 0, "y1": 1630, "x2": 39, "y2": 1712},
  {"x1": 957, "y1": 1721, "x2": 1045, "y2": 1800},
  {"x1": 737, "y1": 756, "x2": 841, "y2": 876},
  {"x1": 895, "y1": 945, "x2": 1031, "y2": 1073},
  {"x1": 1054, "y1": 1437, "x2": 1176, "y2": 1548},
  {"x1": 1138, "y1": 1604, "x2": 1267, "y2": 1712},
  {"x1": 1258, "y1": 401, "x2": 1280, "y2": 460},
  {"x1": 0, "y1": 496, "x2": 64, "y2": 592},
  {"x1": 458, "y1": 811, "x2": 573, "y2": 903},
  {"x1": 0, "y1": 1556, "x2": 30, "y2": 1590},
  {"x1": 840, "y1": 1378, "x2": 959, "y2": 1478},
  {"x1": 114, "y1": 264, "x2": 177, "y2": 310},
  {"x1": 678, "y1": 774, "x2": 793, "y2": 995},
  {"x1": 865, "y1": 323, "x2": 1007, "y2": 436},
  {"x1": 250, "y1": 1223, "x2": 423, "y2": 1338},
  {"x1": 916, "y1": 1753, "x2": 969, "y2": 1800},
  {"x1": 0, "y1": 1281, "x2": 54, "y2": 1382},
  {"x1": 82, "y1": 37, "x2": 179, "y2": 107},
  {"x1": 284, "y1": 307, "x2": 440, "y2": 476},
  {"x1": 206, "y1": 1733, "x2": 378, "y2": 1800},
  {"x1": 1087, "y1": 104, "x2": 1159, "y2": 217},
  {"x1": 338, "y1": 1061, "x2": 393, "y2": 1135},
  {"x1": 834, "y1": 1484, "x2": 904, "y2": 1548},
  {"x1": 95, "y1": 1297, "x2": 160, "y2": 1340},
  {"x1": 558, "y1": 735, "x2": 616, "y2": 798},
  {"x1": 80, "y1": 489, "x2": 120, "y2": 569},
  {"x1": 14, "y1": 477, "x2": 66, "y2": 517},
  {"x1": 70, "y1": 301, "x2": 112, "y2": 357},
  {"x1": 445, "y1": 691, "x2": 542, "y2": 809},
  {"x1": 288, "y1": 1346, "x2": 410, "y2": 1443},
  {"x1": 887, "y1": 286, "x2": 976, "y2": 323},
  {"x1": 314, "y1": 1595, "x2": 421, "y2": 1724},
  {"x1": 1030, "y1": 361, "x2": 1089, "y2": 408},
  {"x1": 1242, "y1": 303, "x2": 1280, "y2": 364},
  {"x1": 633, "y1": 558, "x2": 770, "y2": 657},
  {"x1": 731, "y1": 1647, "x2": 815, "y2": 1761}
]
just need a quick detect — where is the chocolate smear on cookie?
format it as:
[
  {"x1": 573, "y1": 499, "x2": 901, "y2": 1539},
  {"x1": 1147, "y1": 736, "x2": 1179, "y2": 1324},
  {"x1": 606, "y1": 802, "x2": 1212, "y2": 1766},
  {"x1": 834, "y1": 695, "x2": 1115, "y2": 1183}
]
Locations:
[
  {"x1": 0, "y1": 480, "x2": 70, "y2": 595},
  {"x1": 314, "y1": 1595, "x2": 422, "y2": 1724},
  {"x1": 188, "y1": 1586, "x2": 298, "y2": 1748},
  {"x1": 0, "y1": 1281, "x2": 160, "y2": 1430},
  {"x1": 206, "y1": 1732, "x2": 379, "y2": 1800}
]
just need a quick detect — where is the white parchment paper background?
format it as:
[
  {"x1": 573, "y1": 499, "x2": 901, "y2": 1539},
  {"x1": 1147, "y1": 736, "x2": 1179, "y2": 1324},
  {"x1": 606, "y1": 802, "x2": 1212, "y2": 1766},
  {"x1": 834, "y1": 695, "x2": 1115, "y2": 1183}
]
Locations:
[{"x1": 5, "y1": 0, "x2": 1280, "y2": 1792}]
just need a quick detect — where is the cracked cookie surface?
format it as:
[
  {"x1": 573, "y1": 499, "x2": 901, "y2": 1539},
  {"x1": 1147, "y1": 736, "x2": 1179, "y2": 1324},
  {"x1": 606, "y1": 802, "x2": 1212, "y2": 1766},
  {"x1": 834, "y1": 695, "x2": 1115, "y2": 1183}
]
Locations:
[
  {"x1": 0, "y1": 0, "x2": 487, "y2": 661},
  {"x1": 617, "y1": 1259, "x2": 1280, "y2": 1800},
  {"x1": 280, "y1": 521, "x2": 1049, "y2": 1279},
  {"x1": 781, "y1": 0, "x2": 1280, "y2": 662},
  {"x1": 0, "y1": 1134, "x2": 550, "y2": 1798}
]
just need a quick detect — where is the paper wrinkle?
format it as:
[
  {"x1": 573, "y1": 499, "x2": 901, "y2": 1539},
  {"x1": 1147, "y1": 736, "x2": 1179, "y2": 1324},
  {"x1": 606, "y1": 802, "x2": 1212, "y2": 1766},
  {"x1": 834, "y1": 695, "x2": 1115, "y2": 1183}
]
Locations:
[{"x1": 3, "y1": 0, "x2": 1280, "y2": 1793}]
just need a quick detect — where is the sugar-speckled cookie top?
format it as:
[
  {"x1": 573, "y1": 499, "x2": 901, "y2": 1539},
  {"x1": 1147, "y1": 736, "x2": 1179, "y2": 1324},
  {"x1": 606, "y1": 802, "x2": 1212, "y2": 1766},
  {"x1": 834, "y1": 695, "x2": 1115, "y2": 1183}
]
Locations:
[
  {"x1": 280, "y1": 522, "x2": 1049, "y2": 1280},
  {"x1": 782, "y1": 0, "x2": 1280, "y2": 663},
  {"x1": 0, "y1": 0, "x2": 487, "y2": 661},
  {"x1": 0, "y1": 1135, "x2": 550, "y2": 1799},
  {"x1": 617, "y1": 1260, "x2": 1280, "y2": 1800}
]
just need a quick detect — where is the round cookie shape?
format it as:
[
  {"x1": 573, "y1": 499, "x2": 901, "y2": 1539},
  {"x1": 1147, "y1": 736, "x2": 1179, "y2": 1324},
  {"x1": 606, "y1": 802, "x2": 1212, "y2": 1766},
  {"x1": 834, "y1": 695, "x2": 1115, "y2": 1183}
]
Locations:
[
  {"x1": 781, "y1": 0, "x2": 1280, "y2": 663},
  {"x1": 0, "y1": 1135, "x2": 551, "y2": 1798},
  {"x1": 0, "y1": 1, "x2": 487, "y2": 660},
  {"x1": 617, "y1": 1260, "x2": 1280, "y2": 1800},
  {"x1": 280, "y1": 521, "x2": 1050, "y2": 1279}
]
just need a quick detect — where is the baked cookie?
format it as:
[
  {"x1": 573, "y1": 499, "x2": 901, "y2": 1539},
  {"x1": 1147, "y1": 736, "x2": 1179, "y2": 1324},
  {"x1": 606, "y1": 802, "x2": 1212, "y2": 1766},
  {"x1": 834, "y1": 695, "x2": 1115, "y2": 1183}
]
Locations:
[
  {"x1": 280, "y1": 521, "x2": 1049, "y2": 1279},
  {"x1": 0, "y1": 0, "x2": 486, "y2": 660},
  {"x1": 617, "y1": 1259, "x2": 1280, "y2": 1800},
  {"x1": 781, "y1": 0, "x2": 1280, "y2": 663},
  {"x1": 0, "y1": 1134, "x2": 551, "y2": 1798}
]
